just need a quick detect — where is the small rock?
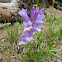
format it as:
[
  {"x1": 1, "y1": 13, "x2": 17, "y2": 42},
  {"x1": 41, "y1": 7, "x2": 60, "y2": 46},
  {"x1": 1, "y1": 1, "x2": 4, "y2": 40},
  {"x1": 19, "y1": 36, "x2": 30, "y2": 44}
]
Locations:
[
  {"x1": 0, "y1": 30, "x2": 1, "y2": 34},
  {"x1": 57, "y1": 60, "x2": 62, "y2": 62},
  {"x1": 0, "y1": 15, "x2": 1, "y2": 17},
  {"x1": 0, "y1": 23, "x2": 3, "y2": 28},
  {"x1": 55, "y1": 18, "x2": 57, "y2": 20},
  {"x1": 2, "y1": 23, "x2": 11, "y2": 27},
  {"x1": 12, "y1": 22, "x2": 20, "y2": 26},
  {"x1": 1, "y1": 39, "x2": 5, "y2": 42},
  {"x1": 60, "y1": 40, "x2": 62, "y2": 45},
  {"x1": 0, "y1": 23, "x2": 11, "y2": 28}
]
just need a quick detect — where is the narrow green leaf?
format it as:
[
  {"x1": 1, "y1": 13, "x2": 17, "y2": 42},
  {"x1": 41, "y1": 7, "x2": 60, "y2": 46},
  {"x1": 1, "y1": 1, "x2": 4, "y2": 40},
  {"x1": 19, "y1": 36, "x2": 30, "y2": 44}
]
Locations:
[
  {"x1": 50, "y1": 48, "x2": 58, "y2": 52},
  {"x1": 20, "y1": 53, "x2": 27, "y2": 61},
  {"x1": 50, "y1": 53, "x2": 61, "y2": 58}
]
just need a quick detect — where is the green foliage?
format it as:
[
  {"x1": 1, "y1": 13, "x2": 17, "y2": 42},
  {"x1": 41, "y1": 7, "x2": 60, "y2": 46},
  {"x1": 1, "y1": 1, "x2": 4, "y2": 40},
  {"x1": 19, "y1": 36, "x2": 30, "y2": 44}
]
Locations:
[
  {"x1": 20, "y1": 53, "x2": 27, "y2": 61},
  {"x1": 5, "y1": 25, "x2": 19, "y2": 44},
  {"x1": 8, "y1": 46, "x2": 13, "y2": 58},
  {"x1": 49, "y1": 48, "x2": 61, "y2": 58},
  {"x1": 55, "y1": 17, "x2": 62, "y2": 25},
  {"x1": 0, "y1": 22, "x2": 20, "y2": 58},
  {"x1": 0, "y1": 41, "x2": 2, "y2": 51},
  {"x1": 20, "y1": 28, "x2": 61, "y2": 61},
  {"x1": 58, "y1": 26, "x2": 62, "y2": 41}
]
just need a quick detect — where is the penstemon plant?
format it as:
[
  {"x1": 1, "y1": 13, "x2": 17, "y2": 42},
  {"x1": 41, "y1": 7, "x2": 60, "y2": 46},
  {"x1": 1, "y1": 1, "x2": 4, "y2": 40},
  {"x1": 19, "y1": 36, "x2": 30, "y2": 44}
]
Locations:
[
  {"x1": 18, "y1": 5, "x2": 61, "y2": 62},
  {"x1": 18, "y1": 4, "x2": 46, "y2": 45}
]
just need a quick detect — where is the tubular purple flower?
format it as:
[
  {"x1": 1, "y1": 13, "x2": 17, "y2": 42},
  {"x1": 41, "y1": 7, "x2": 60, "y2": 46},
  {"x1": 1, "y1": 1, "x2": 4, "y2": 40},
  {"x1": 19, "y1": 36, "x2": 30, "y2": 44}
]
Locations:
[
  {"x1": 20, "y1": 31, "x2": 34, "y2": 42},
  {"x1": 23, "y1": 21, "x2": 33, "y2": 31},
  {"x1": 25, "y1": 31, "x2": 34, "y2": 41},
  {"x1": 20, "y1": 34, "x2": 26, "y2": 39},
  {"x1": 32, "y1": 21, "x2": 42, "y2": 32},
  {"x1": 19, "y1": 32, "x2": 34, "y2": 45},
  {"x1": 26, "y1": 37, "x2": 34, "y2": 41},
  {"x1": 35, "y1": 14, "x2": 46, "y2": 23},
  {"x1": 18, "y1": 9, "x2": 30, "y2": 21},
  {"x1": 38, "y1": 8, "x2": 44, "y2": 15},
  {"x1": 26, "y1": 31, "x2": 33, "y2": 37},
  {"x1": 32, "y1": 21, "x2": 42, "y2": 28},
  {"x1": 35, "y1": 8, "x2": 44, "y2": 19},
  {"x1": 30, "y1": 7, "x2": 36, "y2": 20}
]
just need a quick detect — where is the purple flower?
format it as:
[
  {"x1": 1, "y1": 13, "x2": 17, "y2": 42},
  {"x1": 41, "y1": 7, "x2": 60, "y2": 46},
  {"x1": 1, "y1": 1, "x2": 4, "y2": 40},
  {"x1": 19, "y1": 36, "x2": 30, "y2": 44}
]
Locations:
[
  {"x1": 30, "y1": 7, "x2": 36, "y2": 20},
  {"x1": 18, "y1": 6, "x2": 45, "y2": 45},
  {"x1": 19, "y1": 31, "x2": 34, "y2": 45},
  {"x1": 26, "y1": 31, "x2": 33, "y2": 37},
  {"x1": 23, "y1": 21, "x2": 33, "y2": 31},
  {"x1": 18, "y1": 9, "x2": 30, "y2": 21},
  {"x1": 25, "y1": 31, "x2": 34, "y2": 41},
  {"x1": 35, "y1": 8, "x2": 44, "y2": 20},
  {"x1": 32, "y1": 21, "x2": 42, "y2": 32},
  {"x1": 20, "y1": 34, "x2": 26, "y2": 39},
  {"x1": 38, "y1": 8, "x2": 44, "y2": 15},
  {"x1": 35, "y1": 14, "x2": 46, "y2": 23},
  {"x1": 20, "y1": 32, "x2": 34, "y2": 41}
]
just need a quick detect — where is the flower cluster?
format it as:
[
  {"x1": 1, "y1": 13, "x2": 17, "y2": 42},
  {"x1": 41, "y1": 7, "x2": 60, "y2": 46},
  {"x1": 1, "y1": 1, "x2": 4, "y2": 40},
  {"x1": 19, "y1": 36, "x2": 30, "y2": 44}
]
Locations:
[{"x1": 18, "y1": 5, "x2": 46, "y2": 45}]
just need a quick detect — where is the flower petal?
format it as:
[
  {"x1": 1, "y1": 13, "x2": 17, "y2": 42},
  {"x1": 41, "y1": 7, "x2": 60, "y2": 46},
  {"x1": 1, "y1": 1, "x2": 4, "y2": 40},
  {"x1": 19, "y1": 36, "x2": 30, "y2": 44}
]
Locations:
[
  {"x1": 32, "y1": 21, "x2": 43, "y2": 32},
  {"x1": 26, "y1": 36, "x2": 34, "y2": 41},
  {"x1": 19, "y1": 41, "x2": 26, "y2": 45},
  {"x1": 26, "y1": 31, "x2": 33, "y2": 37},
  {"x1": 33, "y1": 21, "x2": 42, "y2": 28},
  {"x1": 30, "y1": 7, "x2": 36, "y2": 20},
  {"x1": 33, "y1": 28, "x2": 41, "y2": 32},
  {"x1": 18, "y1": 9, "x2": 30, "y2": 21},
  {"x1": 38, "y1": 8, "x2": 44, "y2": 15},
  {"x1": 20, "y1": 34, "x2": 26, "y2": 39},
  {"x1": 25, "y1": 31, "x2": 34, "y2": 41},
  {"x1": 32, "y1": 28, "x2": 44, "y2": 32},
  {"x1": 35, "y1": 14, "x2": 45, "y2": 23},
  {"x1": 23, "y1": 21, "x2": 33, "y2": 31}
]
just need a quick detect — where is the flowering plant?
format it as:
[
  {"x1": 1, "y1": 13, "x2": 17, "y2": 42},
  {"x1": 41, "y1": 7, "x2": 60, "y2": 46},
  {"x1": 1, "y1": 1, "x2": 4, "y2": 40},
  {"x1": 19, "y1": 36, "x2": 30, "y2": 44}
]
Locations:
[
  {"x1": 7, "y1": 4, "x2": 61, "y2": 62},
  {"x1": 18, "y1": 5, "x2": 46, "y2": 45}
]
